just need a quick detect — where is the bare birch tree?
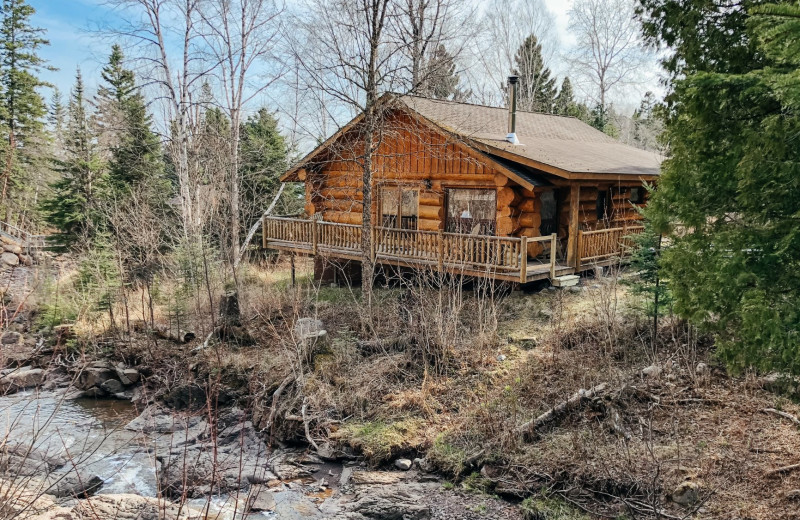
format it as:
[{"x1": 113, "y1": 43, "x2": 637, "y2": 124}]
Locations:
[
  {"x1": 567, "y1": 0, "x2": 650, "y2": 112},
  {"x1": 470, "y1": 0, "x2": 558, "y2": 105},
  {"x1": 197, "y1": 0, "x2": 283, "y2": 264},
  {"x1": 106, "y1": 0, "x2": 210, "y2": 240}
]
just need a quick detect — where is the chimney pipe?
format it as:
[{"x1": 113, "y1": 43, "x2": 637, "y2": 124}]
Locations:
[{"x1": 507, "y1": 75, "x2": 520, "y2": 145}]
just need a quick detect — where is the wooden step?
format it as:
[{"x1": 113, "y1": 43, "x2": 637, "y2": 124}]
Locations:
[{"x1": 551, "y1": 275, "x2": 580, "y2": 287}]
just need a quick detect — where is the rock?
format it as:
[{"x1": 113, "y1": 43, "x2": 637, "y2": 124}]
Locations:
[
  {"x1": 394, "y1": 458, "x2": 412, "y2": 471},
  {"x1": 496, "y1": 354, "x2": 507, "y2": 362},
  {"x1": 116, "y1": 367, "x2": 140, "y2": 385},
  {"x1": 786, "y1": 489, "x2": 800, "y2": 501},
  {"x1": 671, "y1": 480, "x2": 701, "y2": 506},
  {"x1": 18, "y1": 254, "x2": 32, "y2": 266},
  {"x1": 413, "y1": 458, "x2": 433, "y2": 473},
  {"x1": 162, "y1": 383, "x2": 206, "y2": 410},
  {"x1": 1, "y1": 331, "x2": 20, "y2": 344},
  {"x1": 99, "y1": 378, "x2": 124, "y2": 394},
  {"x1": 3, "y1": 243, "x2": 22, "y2": 255},
  {"x1": 695, "y1": 362, "x2": 709, "y2": 375},
  {"x1": 350, "y1": 471, "x2": 404, "y2": 485},
  {"x1": 247, "y1": 484, "x2": 277, "y2": 512},
  {"x1": 272, "y1": 490, "x2": 322, "y2": 519},
  {"x1": 1, "y1": 367, "x2": 45, "y2": 391},
  {"x1": 642, "y1": 365, "x2": 661, "y2": 377},
  {"x1": 1, "y1": 252, "x2": 19, "y2": 266},
  {"x1": 48, "y1": 475, "x2": 104, "y2": 498},
  {"x1": 343, "y1": 485, "x2": 431, "y2": 520},
  {"x1": 69, "y1": 494, "x2": 198, "y2": 520},
  {"x1": 294, "y1": 317, "x2": 327, "y2": 342},
  {"x1": 77, "y1": 366, "x2": 114, "y2": 390}
]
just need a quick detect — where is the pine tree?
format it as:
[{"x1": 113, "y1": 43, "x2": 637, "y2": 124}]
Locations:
[
  {"x1": 96, "y1": 45, "x2": 163, "y2": 191},
  {"x1": 512, "y1": 34, "x2": 556, "y2": 112},
  {"x1": 239, "y1": 108, "x2": 292, "y2": 234},
  {"x1": 0, "y1": 0, "x2": 52, "y2": 220},
  {"x1": 553, "y1": 77, "x2": 576, "y2": 116},
  {"x1": 418, "y1": 45, "x2": 470, "y2": 101},
  {"x1": 42, "y1": 69, "x2": 108, "y2": 250},
  {"x1": 640, "y1": 1, "x2": 800, "y2": 374}
]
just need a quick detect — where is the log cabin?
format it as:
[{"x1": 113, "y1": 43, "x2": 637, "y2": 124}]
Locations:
[{"x1": 264, "y1": 77, "x2": 662, "y2": 284}]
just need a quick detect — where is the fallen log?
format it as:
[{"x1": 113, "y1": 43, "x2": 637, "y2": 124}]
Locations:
[
  {"x1": 518, "y1": 383, "x2": 608, "y2": 438},
  {"x1": 151, "y1": 322, "x2": 196, "y2": 344},
  {"x1": 765, "y1": 463, "x2": 800, "y2": 478},
  {"x1": 762, "y1": 407, "x2": 800, "y2": 427}
]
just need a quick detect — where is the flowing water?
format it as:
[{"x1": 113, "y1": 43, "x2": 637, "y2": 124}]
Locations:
[{"x1": 0, "y1": 390, "x2": 282, "y2": 518}]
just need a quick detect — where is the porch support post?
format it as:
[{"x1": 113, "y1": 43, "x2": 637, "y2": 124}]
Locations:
[
  {"x1": 519, "y1": 236, "x2": 528, "y2": 283},
  {"x1": 262, "y1": 216, "x2": 267, "y2": 249},
  {"x1": 549, "y1": 233, "x2": 557, "y2": 279},
  {"x1": 312, "y1": 219, "x2": 318, "y2": 255},
  {"x1": 566, "y1": 184, "x2": 580, "y2": 268}
]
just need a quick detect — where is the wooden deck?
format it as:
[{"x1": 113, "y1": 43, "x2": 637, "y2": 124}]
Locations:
[{"x1": 263, "y1": 217, "x2": 642, "y2": 283}]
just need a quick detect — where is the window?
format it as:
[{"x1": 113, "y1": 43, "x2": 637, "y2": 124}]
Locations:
[
  {"x1": 380, "y1": 186, "x2": 418, "y2": 230},
  {"x1": 597, "y1": 189, "x2": 611, "y2": 221},
  {"x1": 629, "y1": 187, "x2": 645, "y2": 204},
  {"x1": 446, "y1": 188, "x2": 496, "y2": 235}
]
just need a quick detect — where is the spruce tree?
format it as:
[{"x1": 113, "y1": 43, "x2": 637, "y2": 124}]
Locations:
[
  {"x1": 639, "y1": 1, "x2": 800, "y2": 374},
  {"x1": 512, "y1": 34, "x2": 556, "y2": 112},
  {"x1": 553, "y1": 77, "x2": 576, "y2": 116},
  {"x1": 0, "y1": 0, "x2": 52, "y2": 220},
  {"x1": 418, "y1": 45, "x2": 470, "y2": 101},
  {"x1": 96, "y1": 45, "x2": 163, "y2": 191},
  {"x1": 42, "y1": 69, "x2": 108, "y2": 250}
]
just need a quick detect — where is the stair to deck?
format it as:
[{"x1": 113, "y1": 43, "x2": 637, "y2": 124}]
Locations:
[{"x1": 551, "y1": 274, "x2": 580, "y2": 287}]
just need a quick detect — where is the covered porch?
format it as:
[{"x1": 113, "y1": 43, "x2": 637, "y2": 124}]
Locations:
[{"x1": 262, "y1": 217, "x2": 643, "y2": 283}]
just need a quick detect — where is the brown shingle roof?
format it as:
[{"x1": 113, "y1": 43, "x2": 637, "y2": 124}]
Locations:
[{"x1": 399, "y1": 95, "x2": 662, "y2": 177}]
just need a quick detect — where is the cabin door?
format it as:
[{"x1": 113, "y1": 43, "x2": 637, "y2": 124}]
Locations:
[
  {"x1": 445, "y1": 188, "x2": 496, "y2": 235},
  {"x1": 539, "y1": 190, "x2": 558, "y2": 236}
]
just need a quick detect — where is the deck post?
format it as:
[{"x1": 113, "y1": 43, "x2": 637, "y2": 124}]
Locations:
[
  {"x1": 566, "y1": 184, "x2": 580, "y2": 268},
  {"x1": 549, "y1": 233, "x2": 557, "y2": 279},
  {"x1": 437, "y1": 230, "x2": 444, "y2": 271},
  {"x1": 312, "y1": 219, "x2": 318, "y2": 255},
  {"x1": 520, "y1": 236, "x2": 528, "y2": 283},
  {"x1": 262, "y1": 216, "x2": 267, "y2": 249}
]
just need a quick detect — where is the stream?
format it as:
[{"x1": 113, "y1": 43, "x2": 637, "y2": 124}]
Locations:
[{"x1": 0, "y1": 390, "x2": 331, "y2": 519}]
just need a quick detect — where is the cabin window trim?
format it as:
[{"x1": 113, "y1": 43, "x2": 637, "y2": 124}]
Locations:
[
  {"x1": 379, "y1": 184, "x2": 419, "y2": 230},
  {"x1": 444, "y1": 187, "x2": 497, "y2": 235}
]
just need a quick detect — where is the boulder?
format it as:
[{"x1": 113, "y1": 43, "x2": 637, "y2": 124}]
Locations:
[
  {"x1": 70, "y1": 494, "x2": 198, "y2": 520},
  {"x1": 695, "y1": 362, "x2": 709, "y2": 376},
  {"x1": 671, "y1": 480, "x2": 702, "y2": 506},
  {"x1": 0, "y1": 367, "x2": 45, "y2": 391},
  {"x1": 3, "y1": 243, "x2": 22, "y2": 255},
  {"x1": 342, "y1": 485, "x2": 431, "y2": 520},
  {"x1": 394, "y1": 458, "x2": 412, "y2": 471},
  {"x1": 47, "y1": 474, "x2": 104, "y2": 499},
  {"x1": 115, "y1": 366, "x2": 140, "y2": 385},
  {"x1": 99, "y1": 378, "x2": 124, "y2": 395},
  {"x1": 246, "y1": 484, "x2": 277, "y2": 512},
  {"x1": 1, "y1": 331, "x2": 21, "y2": 344},
  {"x1": 18, "y1": 254, "x2": 32, "y2": 266},
  {"x1": 641, "y1": 365, "x2": 661, "y2": 378},
  {"x1": 1, "y1": 252, "x2": 19, "y2": 266},
  {"x1": 76, "y1": 366, "x2": 115, "y2": 390}
]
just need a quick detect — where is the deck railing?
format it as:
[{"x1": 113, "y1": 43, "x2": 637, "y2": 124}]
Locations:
[
  {"x1": 263, "y1": 216, "x2": 558, "y2": 281},
  {"x1": 577, "y1": 225, "x2": 644, "y2": 267}
]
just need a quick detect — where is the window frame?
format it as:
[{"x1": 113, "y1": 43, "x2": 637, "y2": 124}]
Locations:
[
  {"x1": 378, "y1": 184, "x2": 419, "y2": 230},
  {"x1": 444, "y1": 187, "x2": 497, "y2": 235}
]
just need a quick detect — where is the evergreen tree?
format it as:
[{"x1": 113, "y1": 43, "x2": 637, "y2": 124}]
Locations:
[
  {"x1": 512, "y1": 34, "x2": 556, "y2": 112},
  {"x1": 589, "y1": 103, "x2": 619, "y2": 137},
  {"x1": 96, "y1": 45, "x2": 163, "y2": 191},
  {"x1": 239, "y1": 108, "x2": 292, "y2": 233},
  {"x1": 418, "y1": 45, "x2": 470, "y2": 101},
  {"x1": 639, "y1": 1, "x2": 800, "y2": 374},
  {"x1": 42, "y1": 69, "x2": 108, "y2": 250},
  {"x1": 553, "y1": 77, "x2": 575, "y2": 116},
  {"x1": 0, "y1": 0, "x2": 52, "y2": 218}
]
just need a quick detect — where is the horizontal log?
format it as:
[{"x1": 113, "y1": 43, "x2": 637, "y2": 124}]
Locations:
[
  {"x1": 496, "y1": 187, "x2": 521, "y2": 208},
  {"x1": 324, "y1": 178, "x2": 362, "y2": 189},
  {"x1": 319, "y1": 199, "x2": 363, "y2": 212},
  {"x1": 419, "y1": 191, "x2": 442, "y2": 206},
  {"x1": 418, "y1": 204, "x2": 444, "y2": 220},
  {"x1": 151, "y1": 322, "x2": 196, "y2": 344},
  {"x1": 494, "y1": 173, "x2": 512, "y2": 187},
  {"x1": 319, "y1": 188, "x2": 363, "y2": 201},
  {"x1": 518, "y1": 227, "x2": 541, "y2": 238},
  {"x1": 518, "y1": 212, "x2": 541, "y2": 229},
  {"x1": 527, "y1": 241, "x2": 544, "y2": 258},
  {"x1": 496, "y1": 206, "x2": 521, "y2": 218},
  {"x1": 517, "y1": 198, "x2": 538, "y2": 213},
  {"x1": 324, "y1": 211, "x2": 361, "y2": 225},
  {"x1": 417, "y1": 218, "x2": 441, "y2": 232},
  {"x1": 496, "y1": 216, "x2": 519, "y2": 236},
  {"x1": 297, "y1": 169, "x2": 307, "y2": 181}
]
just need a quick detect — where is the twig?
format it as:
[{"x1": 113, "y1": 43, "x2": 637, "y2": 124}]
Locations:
[
  {"x1": 765, "y1": 463, "x2": 800, "y2": 478},
  {"x1": 301, "y1": 397, "x2": 320, "y2": 452},
  {"x1": 762, "y1": 408, "x2": 800, "y2": 427}
]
